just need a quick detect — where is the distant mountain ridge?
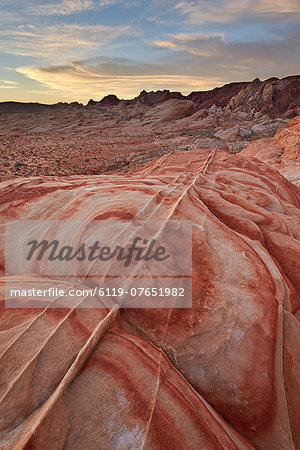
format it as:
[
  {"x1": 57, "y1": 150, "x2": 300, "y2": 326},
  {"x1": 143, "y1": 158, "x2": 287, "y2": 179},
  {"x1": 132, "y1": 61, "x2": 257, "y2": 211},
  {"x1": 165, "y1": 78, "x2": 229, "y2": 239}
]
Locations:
[
  {"x1": 1, "y1": 75, "x2": 300, "y2": 118},
  {"x1": 0, "y1": 101, "x2": 84, "y2": 114}
]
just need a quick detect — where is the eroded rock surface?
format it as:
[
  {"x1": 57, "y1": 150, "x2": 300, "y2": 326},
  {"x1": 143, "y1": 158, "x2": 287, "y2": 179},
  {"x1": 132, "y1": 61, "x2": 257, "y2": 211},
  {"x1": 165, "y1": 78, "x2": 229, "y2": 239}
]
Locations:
[
  {"x1": 226, "y1": 76, "x2": 300, "y2": 118},
  {"x1": 0, "y1": 149, "x2": 299, "y2": 449},
  {"x1": 242, "y1": 116, "x2": 300, "y2": 186},
  {"x1": 0, "y1": 100, "x2": 289, "y2": 178},
  {"x1": 1, "y1": 74, "x2": 299, "y2": 179}
]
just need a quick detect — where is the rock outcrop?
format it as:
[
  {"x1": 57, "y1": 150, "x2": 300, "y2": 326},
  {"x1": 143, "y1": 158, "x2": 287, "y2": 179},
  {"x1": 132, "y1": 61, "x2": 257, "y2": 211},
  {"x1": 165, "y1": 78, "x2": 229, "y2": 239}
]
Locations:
[
  {"x1": 242, "y1": 116, "x2": 300, "y2": 185},
  {"x1": 3, "y1": 75, "x2": 299, "y2": 119},
  {"x1": 88, "y1": 75, "x2": 300, "y2": 118},
  {"x1": 214, "y1": 125, "x2": 252, "y2": 140},
  {"x1": 87, "y1": 95, "x2": 121, "y2": 108},
  {"x1": 187, "y1": 81, "x2": 249, "y2": 109},
  {"x1": 132, "y1": 89, "x2": 185, "y2": 106},
  {"x1": 0, "y1": 149, "x2": 299, "y2": 449},
  {"x1": 226, "y1": 76, "x2": 300, "y2": 118},
  {"x1": 0, "y1": 88, "x2": 294, "y2": 178},
  {"x1": 99, "y1": 94, "x2": 121, "y2": 107},
  {"x1": 143, "y1": 99, "x2": 197, "y2": 122}
]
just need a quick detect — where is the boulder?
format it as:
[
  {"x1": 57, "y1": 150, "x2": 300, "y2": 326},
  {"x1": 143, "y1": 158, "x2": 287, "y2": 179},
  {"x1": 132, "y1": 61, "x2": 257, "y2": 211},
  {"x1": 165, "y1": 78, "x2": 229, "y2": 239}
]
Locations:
[
  {"x1": 251, "y1": 119, "x2": 287, "y2": 133},
  {"x1": 214, "y1": 125, "x2": 240, "y2": 140},
  {"x1": 190, "y1": 109, "x2": 209, "y2": 119},
  {"x1": 239, "y1": 126, "x2": 252, "y2": 137},
  {"x1": 190, "y1": 115, "x2": 218, "y2": 129},
  {"x1": 143, "y1": 99, "x2": 197, "y2": 122}
]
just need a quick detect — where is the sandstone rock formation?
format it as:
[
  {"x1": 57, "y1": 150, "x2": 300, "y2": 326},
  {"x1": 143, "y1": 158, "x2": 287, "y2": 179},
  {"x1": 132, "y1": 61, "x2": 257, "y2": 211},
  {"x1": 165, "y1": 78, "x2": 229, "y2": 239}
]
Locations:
[
  {"x1": 187, "y1": 81, "x2": 249, "y2": 109},
  {"x1": 242, "y1": 116, "x2": 300, "y2": 185},
  {"x1": 0, "y1": 101, "x2": 291, "y2": 178},
  {"x1": 86, "y1": 74, "x2": 300, "y2": 118},
  {"x1": 0, "y1": 149, "x2": 299, "y2": 449},
  {"x1": 87, "y1": 94, "x2": 121, "y2": 108},
  {"x1": 132, "y1": 89, "x2": 185, "y2": 106},
  {"x1": 190, "y1": 114, "x2": 219, "y2": 130},
  {"x1": 251, "y1": 118, "x2": 287, "y2": 133},
  {"x1": 143, "y1": 99, "x2": 197, "y2": 122},
  {"x1": 226, "y1": 76, "x2": 300, "y2": 118},
  {"x1": 4, "y1": 75, "x2": 298, "y2": 119},
  {"x1": 214, "y1": 125, "x2": 252, "y2": 140}
]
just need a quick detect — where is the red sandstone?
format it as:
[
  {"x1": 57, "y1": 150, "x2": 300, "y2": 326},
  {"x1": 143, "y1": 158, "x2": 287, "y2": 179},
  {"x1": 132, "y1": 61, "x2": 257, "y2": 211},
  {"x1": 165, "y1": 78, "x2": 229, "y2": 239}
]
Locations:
[{"x1": 0, "y1": 149, "x2": 299, "y2": 448}]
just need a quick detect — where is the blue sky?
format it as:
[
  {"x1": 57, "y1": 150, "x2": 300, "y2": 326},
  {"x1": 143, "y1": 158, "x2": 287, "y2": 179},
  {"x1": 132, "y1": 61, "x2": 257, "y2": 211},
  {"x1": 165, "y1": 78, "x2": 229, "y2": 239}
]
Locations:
[{"x1": 0, "y1": 0, "x2": 299, "y2": 103}]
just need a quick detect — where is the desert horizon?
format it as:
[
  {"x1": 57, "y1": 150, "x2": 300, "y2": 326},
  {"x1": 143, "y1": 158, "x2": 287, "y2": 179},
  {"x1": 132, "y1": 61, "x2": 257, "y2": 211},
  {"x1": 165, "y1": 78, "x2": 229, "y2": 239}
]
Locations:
[
  {"x1": 0, "y1": 73, "x2": 298, "y2": 106},
  {"x1": 1, "y1": 73, "x2": 299, "y2": 180}
]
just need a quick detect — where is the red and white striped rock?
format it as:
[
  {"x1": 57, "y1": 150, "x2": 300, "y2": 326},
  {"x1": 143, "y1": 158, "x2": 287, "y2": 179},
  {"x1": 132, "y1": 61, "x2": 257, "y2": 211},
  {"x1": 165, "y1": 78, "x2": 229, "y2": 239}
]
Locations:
[{"x1": 0, "y1": 149, "x2": 299, "y2": 449}]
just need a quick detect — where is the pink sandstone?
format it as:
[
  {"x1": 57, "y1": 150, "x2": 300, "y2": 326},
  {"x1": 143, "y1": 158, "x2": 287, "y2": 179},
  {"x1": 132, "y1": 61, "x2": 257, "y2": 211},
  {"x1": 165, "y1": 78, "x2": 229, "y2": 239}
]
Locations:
[{"x1": 0, "y1": 149, "x2": 299, "y2": 449}]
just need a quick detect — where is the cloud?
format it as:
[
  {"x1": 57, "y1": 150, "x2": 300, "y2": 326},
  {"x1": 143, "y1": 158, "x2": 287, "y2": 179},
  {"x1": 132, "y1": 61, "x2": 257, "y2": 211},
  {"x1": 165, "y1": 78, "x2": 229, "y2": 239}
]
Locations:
[
  {"x1": 255, "y1": 0, "x2": 300, "y2": 14},
  {"x1": 0, "y1": 79, "x2": 18, "y2": 89},
  {"x1": 0, "y1": 85, "x2": 17, "y2": 89},
  {"x1": 0, "y1": 80, "x2": 18, "y2": 85},
  {"x1": 99, "y1": 0, "x2": 120, "y2": 5},
  {"x1": 16, "y1": 58, "x2": 223, "y2": 100},
  {"x1": 29, "y1": 0, "x2": 122, "y2": 16},
  {"x1": 0, "y1": 23, "x2": 131, "y2": 59},
  {"x1": 152, "y1": 30, "x2": 300, "y2": 71},
  {"x1": 174, "y1": 0, "x2": 300, "y2": 24},
  {"x1": 29, "y1": 0, "x2": 95, "y2": 16},
  {"x1": 1, "y1": 0, "x2": 299, "y2": 104},
  {"x1": 154, "y1": 33, "x2": 225, "y2": 56},
  {"x1": 14, "y1": 20, "x2": 300, "y2": 102}
]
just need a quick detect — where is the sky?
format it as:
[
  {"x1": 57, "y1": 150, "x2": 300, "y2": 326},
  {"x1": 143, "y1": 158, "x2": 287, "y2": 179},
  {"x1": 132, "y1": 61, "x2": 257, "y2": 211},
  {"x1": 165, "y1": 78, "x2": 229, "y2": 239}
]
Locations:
[{"x1": 0, "y1": 0, "x2": 299, "y2": 104}]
